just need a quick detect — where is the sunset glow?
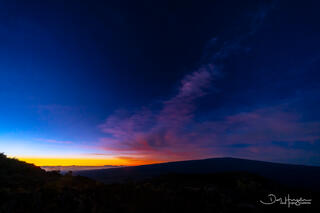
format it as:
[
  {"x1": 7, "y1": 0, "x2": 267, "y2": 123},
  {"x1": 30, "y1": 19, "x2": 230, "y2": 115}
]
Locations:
[{"x1": 18, "y1": 157, "x2": 160, "y2": 167}]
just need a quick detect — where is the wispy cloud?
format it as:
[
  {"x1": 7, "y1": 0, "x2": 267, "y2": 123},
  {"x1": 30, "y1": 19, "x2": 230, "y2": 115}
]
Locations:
[
  {"x1": 99, "y1": 65, "x2": 219, "y2": 161},
  {"x1": 202, "y1": 1, "x2": 276, "y2": 63},
  {"x1": 97, "y1": 1, "x2": 320, "y2": 165},
  {"x1": 36, "y1": 138, "x2": 73, "y2": 144},
  {"x1": 99, "y1": 97, "x2": 320, "y2": 163}
]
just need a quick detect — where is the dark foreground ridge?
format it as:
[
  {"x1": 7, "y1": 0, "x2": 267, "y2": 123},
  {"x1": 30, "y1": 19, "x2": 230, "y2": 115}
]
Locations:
[
  {"x1": 75, "y1": 157, "x2": 320, "y2": 191},
  {"x1": 1, "y1": 154, "x2": 319, "y2": 212}
]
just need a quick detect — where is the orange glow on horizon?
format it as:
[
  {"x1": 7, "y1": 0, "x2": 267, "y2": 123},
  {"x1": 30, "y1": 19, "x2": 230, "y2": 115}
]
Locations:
[{"x1": 17, "y1": 157, "x2": 161, "y2": 166}]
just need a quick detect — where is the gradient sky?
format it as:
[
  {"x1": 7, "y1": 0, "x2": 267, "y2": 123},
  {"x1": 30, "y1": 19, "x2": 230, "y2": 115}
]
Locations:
[{"x1": 1, "y1": 0, "x2": 320, "y2": 166}]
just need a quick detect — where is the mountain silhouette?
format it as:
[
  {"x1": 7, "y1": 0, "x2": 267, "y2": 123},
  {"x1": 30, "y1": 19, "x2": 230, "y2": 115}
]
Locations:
[
  {"x1": 1, "y1": 154, "x2": 320, "y2": 212},
  {"x1": 75, "y1": 157, "x2": 320, "y2": 191}
]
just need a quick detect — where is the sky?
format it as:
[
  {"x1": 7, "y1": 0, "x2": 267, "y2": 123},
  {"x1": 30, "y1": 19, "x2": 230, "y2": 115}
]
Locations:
[{"x1": 1, "y1": 0, "x2": 320, "y2": 166}]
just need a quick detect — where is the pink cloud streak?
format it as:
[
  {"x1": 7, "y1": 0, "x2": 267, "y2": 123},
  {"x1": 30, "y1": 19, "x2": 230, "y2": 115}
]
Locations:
[{"x1": 98, "y1": 66, "x2": 320, "y2": 163}]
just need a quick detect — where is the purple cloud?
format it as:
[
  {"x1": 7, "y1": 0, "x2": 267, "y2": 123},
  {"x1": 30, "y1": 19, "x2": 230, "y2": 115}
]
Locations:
[
  {"x1": 98, "y1": 66, "x2": 320, "y2": 164},
  {"x1": 99, "y1": 65, "x2": 218, "y2": 160}
]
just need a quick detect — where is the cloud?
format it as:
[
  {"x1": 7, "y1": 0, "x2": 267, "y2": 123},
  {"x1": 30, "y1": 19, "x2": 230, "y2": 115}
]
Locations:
[
  {"x1": 191, "y1": 104, "x2": 320, "y2": 164},
  {"x1": 97, "y1": 59, "x2": 320, "y2": 164},
  {"x1": 200, "y1": 105, "x2": 320, "y2": 146},
  {"x1": 202, "y1": 1, "x2": 276, "y2": 64},
  {"x1": 99, "y1": 93, "x2": 320, "y2": 163},
  {"x1": 99, "y1": 65, "x2": 219, "y2": 161},
  {"x1": 97, "y1": 1, "x2": 320, "y2": 165},
  {"x1": 36, "y1": 138, "x2": 73, "y2": 144}
]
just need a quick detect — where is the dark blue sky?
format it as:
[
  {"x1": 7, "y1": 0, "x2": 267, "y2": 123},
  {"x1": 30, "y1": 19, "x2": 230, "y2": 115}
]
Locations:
[{"x1": 1, "y1": 0, "x2": 320, "y2": 165}]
